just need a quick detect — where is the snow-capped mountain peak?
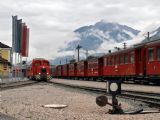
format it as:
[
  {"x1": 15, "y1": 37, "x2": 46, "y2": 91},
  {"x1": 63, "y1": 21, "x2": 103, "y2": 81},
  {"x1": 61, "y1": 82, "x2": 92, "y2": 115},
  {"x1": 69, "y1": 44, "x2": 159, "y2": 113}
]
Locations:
[{"x1": 69, "y1": 20, "x2": 140, "y2": 50}]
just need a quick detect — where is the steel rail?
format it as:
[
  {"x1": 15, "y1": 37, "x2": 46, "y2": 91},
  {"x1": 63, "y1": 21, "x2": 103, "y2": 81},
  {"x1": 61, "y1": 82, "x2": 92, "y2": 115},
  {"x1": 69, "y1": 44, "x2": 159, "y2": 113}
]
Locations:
[
  {"x1": 0, "y1": 80, "x2": 38, "y2": 90},
  {"x1": 49, "y1": 81, "x2": 160, "y2": 108}
]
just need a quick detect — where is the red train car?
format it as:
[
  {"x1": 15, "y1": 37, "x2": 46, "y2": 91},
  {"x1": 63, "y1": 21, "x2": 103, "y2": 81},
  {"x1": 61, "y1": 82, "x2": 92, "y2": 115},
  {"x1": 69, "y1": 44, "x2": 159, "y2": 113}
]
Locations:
[
  {"x1": 62, "y1": 64, "x2": 69, "y2": 77},
  {"x1": 102, "y1": 44, "x2": 147, "y2": 81},
  {"x1": 54, "y1": 39, "x2": 160, "y2": 84},
  {"x1": 55, "y1": 65, "x2": 63, "y2": 78},
  {"x1": 76, "y1": 60, "x2": 88, "y2": 78},
  {"x1": 68, "y1": 62, "x2": 77, "y2": 77},
  {"x1": 103, "y1": 48, "x2": 137, "y2": 77},
  {"x1": 145, "y1": 40, "x2": 160, "y2": 80},
  {"x1": 87, "y1": 58, "x2": 103, "y2": 79},
  {"x1": 27, "y1": 58, "x2": 52, "y2": 81}
]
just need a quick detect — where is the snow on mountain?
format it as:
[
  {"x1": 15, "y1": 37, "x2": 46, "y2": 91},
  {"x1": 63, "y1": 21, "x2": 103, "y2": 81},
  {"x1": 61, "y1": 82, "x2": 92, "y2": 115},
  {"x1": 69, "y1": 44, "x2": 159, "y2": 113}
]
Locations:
[
  {"x1": 65, "y1": 20, "x2": 140, "y2": 51},
  {"x1": 52, "y1": 20, "x2": 141, "y2": 65},
  {"x1": 143, "y1": 27, "x2": 160, "y2": 41}
]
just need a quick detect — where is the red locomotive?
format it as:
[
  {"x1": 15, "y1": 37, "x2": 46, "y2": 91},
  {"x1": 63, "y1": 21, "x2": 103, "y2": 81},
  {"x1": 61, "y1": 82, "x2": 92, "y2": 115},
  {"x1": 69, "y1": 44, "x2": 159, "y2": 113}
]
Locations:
[
  {"x1": 27, "y1": 58, "x2": 52, "y2": 81},
  {"x1": 53, "y1": 39, "x2": 160, "y2": 84}
]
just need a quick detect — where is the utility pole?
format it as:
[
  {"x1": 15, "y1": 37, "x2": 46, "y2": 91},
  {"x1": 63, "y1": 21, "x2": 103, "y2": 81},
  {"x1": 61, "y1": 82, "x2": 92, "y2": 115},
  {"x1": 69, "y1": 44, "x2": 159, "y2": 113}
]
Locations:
[
  {"x1": 76, "y1": 44, "x2": 82, "y2": 62},
  {"x1": 147, "y1": 32, "x2": 150, "y2": 41},
  {"x1": 123, "y1": 42, "x2": 126, "y2": 49},
  {"x1": 86, "y1": 49, "x2": 88, "y2": 59}
]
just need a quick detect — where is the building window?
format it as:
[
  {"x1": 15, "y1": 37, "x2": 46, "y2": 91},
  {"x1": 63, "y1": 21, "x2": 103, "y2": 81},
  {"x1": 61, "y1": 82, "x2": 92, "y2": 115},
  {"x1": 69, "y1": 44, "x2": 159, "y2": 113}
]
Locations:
[
  {"x1": 124, "y1": 54, "x2": 128, "y2": 64},
  {"x1": 156, "y1": 48, "x2": 160, "y2": 60},
  {"x1": 148, "y1": 48, "x2": 154, "y2": 61},
  {"x1": 3, "y1": 63, "x2": 7, "y2": 70}
]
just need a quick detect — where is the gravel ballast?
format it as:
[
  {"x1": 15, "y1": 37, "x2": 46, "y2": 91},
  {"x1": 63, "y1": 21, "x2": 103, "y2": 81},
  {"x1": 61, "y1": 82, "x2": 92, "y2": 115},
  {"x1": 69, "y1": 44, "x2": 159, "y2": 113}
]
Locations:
[{"x1": 0, "y1": 82, "x2": 160, "y2": 120}]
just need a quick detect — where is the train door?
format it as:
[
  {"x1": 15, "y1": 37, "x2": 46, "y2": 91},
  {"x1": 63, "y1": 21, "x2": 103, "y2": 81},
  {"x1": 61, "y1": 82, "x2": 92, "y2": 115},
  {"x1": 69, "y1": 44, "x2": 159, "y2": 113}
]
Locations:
[
  {"x1": 142, "y1": 48, "x2": 147, "y2": 76},
  {"x1": 135, "y1": 47, "x2": 146, "y2": 76},
  {"x1": 84, "y1": 61, "x2": 88, "y2": 77},
  {"x1": 135, "y1": 48, "x2": 142, "y2": 75},
  {"x1": 98, "y1": 57, "x2": 104, "y2": 76},
  {"x1": 74, "y1": 63, "x2": 77, "y2": 76}
]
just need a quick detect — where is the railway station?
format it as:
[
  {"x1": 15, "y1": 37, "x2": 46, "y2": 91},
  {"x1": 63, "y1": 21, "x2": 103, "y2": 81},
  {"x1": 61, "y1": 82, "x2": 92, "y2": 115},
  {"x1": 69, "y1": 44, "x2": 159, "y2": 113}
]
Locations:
[{"x1": 1, "y1": 0, "x2": 160, "y2": 120}]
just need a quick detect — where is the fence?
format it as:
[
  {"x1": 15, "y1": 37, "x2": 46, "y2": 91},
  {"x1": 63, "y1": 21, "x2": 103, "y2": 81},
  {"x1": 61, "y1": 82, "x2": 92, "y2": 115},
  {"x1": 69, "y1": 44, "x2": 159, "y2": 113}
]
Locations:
[{"x1": 0, "y1": 70, "x2": 28, "y2": 84}]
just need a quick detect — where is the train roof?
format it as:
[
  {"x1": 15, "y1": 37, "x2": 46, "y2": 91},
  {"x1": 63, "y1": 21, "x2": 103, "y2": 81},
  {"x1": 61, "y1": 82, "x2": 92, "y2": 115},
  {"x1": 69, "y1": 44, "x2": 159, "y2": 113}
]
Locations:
[
  {"x1": 103, "y1": 39, "x2": 160, "y2": 57},
  {"x1": 134, "y1": 39, "x2": 160, "y2": 48},
  {"x1": 103, "y1": 47, "x2": 134, "y2": 57},
  {"x1": 33, "y1": 58, "x2": 46, "y2": 60},
  {"x1": 32, "y1": 58, "x2": 49, "y2": 63}
]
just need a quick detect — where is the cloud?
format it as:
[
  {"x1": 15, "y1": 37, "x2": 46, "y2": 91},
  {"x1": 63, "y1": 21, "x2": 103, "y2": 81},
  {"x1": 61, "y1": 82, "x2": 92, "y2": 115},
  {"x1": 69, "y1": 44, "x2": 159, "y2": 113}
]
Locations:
[{"x1": 0, "y1": 0, "x2": 160, "y2": 61}]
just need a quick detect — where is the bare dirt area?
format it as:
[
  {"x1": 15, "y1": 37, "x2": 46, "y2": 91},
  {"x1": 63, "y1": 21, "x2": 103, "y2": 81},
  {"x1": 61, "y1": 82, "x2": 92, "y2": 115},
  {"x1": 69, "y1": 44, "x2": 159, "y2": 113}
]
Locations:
[{"x1": 0, "y1": 82, "x2": 160, "y2": 120}]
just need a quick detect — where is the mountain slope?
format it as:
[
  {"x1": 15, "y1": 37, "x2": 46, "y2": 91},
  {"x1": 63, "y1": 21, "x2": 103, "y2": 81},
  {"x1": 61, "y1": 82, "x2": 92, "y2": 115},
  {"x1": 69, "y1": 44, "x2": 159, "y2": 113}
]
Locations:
[{"x1": 65, "y1": 20, "x2": 140, "y2": 51}]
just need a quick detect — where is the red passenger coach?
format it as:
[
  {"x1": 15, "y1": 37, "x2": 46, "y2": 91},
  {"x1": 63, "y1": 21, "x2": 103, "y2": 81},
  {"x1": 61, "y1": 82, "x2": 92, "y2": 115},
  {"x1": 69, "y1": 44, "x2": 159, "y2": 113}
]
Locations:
[
  {"x1": 103, "y1": 48, "x2": 137, "y2": 77},
  {"x1": 62, "y1": 64, "x2": 69, "y2": 77},
  {"x1": 68, "y1": 63, "x2": 77, "y2": 77},
  {"x1": 87, "y1": 58, "x2": 103, "y2": 79},
  {"x1": 55, "y1": 65, "x2": 63, "y2": 78},
  {"x1": 54, "y1": 39, "x2": 160, "y2": 84},
  {"x1": 145, "y1": 40, "x2": 160, "y2": 78},
  {"x1": 76, "y1": 60, "x2": 88, "y2": 78}
]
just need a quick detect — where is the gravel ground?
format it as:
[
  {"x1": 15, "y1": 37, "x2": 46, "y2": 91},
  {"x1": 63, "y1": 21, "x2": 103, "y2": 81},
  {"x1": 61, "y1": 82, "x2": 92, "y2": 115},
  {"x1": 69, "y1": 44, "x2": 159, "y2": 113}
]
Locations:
[
  {"x1": 0, "y1": 113, "x2": 18, "y2": 120},
  {"x1": 0, "y1": 82, "x2": 160, "y2": 120},
  {"x1": 51, "y1": 79, "x2": 160, "y2": 93}
]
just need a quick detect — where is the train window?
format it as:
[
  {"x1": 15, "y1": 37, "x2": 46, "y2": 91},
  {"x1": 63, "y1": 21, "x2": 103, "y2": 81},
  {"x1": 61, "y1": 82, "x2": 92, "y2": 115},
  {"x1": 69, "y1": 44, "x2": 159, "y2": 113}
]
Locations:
[
  {"x1": 44, "y1": 62, "x2": 49, "y2": 66},
  {"x1": 112, "y1": 56, "x2": 114, "y2": 65},
  {"x1": 35, "y1": 62, "x2": 41, "y2": 66},
  {"x1": 148, "y1": 48, "x2": 154, "y2": 61},
  {"x1": 69, "y1": 65, "x2": 74, "y2": 70},
  {"x1": 108, "y1": 57, "x2": 110, "y2": 65},
  {"x1": 115, "y1": 55, "x2": 119, "y2": 65},
  {"x1": 41, "y1": 68, "x2": 46, "y2": 73},
  {"x1": 156, "y1": 48, "x2": 160, "y2": 60},
  {"x1": 104, "y1": 57, "x2": 107, "y2": 66},
  {"x1": 120, "y1": 55, "x2": 124, "y2": 64},
  {"x1": 130, "y1": 54, "x2": 134, "y2": 63},
  {"x1": 107, "y1": 57, "x2": 110, "y2": 66},
  {"x1": 124, "y1": 54, "x2": 128, "y2": 64},
  {"x1": 109, "y1": 57, "x2": 112, "y2": 65}
]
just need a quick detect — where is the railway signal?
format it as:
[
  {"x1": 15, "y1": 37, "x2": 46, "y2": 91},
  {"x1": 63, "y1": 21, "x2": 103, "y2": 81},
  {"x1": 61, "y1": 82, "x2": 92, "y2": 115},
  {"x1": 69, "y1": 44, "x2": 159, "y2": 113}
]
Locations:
[{"x1": 96, "y1": 80, "x2": 122, "y2": 114}]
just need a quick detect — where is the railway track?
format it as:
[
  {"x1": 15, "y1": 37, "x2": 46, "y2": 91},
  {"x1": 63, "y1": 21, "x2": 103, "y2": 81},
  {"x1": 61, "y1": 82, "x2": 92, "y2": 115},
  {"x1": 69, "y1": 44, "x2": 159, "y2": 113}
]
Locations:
[
  {"x1": 49, "y1": 81, "x2": 160, "y2": 108},
  {"x1": 0, "y1": 80, "x2": 38, "y2": 90}
]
